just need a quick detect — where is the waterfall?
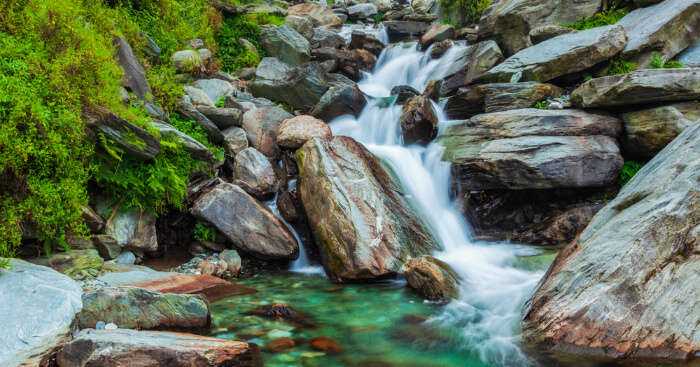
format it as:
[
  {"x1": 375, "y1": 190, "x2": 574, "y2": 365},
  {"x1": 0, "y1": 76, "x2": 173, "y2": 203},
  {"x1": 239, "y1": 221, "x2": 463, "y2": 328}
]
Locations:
[{"x1": 331, "y1": 40, "x2": 546, "y2": 366}]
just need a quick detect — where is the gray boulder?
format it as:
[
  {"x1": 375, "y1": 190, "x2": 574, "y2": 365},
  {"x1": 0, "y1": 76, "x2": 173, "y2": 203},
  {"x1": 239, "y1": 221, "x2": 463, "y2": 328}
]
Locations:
[
  {"x1": 56, "y1": 329, "x2": 260, "y2": 367},
  {"x1": 311, "y1": 83, "x2": 367, "y2": 121},
  {"x1": 176, "y1": 101, "x2": 224, "y2": 144},
  {"x1": 678, "y1": 39, "x2": 700, "y2": 67},
  {"x1": 522, "y1": 122, "x2": 700, "y2": 364},
  {"x1": 347, "y1": 3, "x2": 378, "y2": 20},
  {"x1": 195, "y1": 106, "x2": 242, "y2": 130},
  {"x1": 311, "y1": 28, "x2": 346, "y2": 49},
  {"x1": 241, "y1": 105, "x2": 294, "y2": 157},
  {"x1": 114, "y1": 37, "x2": 152, "y2": 101},
  {"x1": 285, "y1": 15, "x2": 314, "y2": 40},
  {"x1": 222, "y1": 126, "x2": 249, "y2": 156},
  {"x1": 233, "y1": 147, "x2": 278, "y2": 197},
  {"x1": 150, "y1": 121, "x2": 216, "y2": 163},
  {"x1": 571, "y1": 68, "x2": 700, "y2": 108},
  {"x1": 191, "y1": 79, "x2": 235, "y2": 106},
  {"x1": 478, "y1": 0, "x2": 602, "y2": 56},
  {"x1": 384, "y1": 21, "x2": 430, "y2": 42},
  {"x1": 259, "y1": 25, "x2": 311, "y2": 67},
  {"x1": 621, "y1": 101, "x2": 700, "y2": 159},
  {"x1": 441, "y1": 41, "x2": 504, "y2": 95},
  {"x1": 184, "y1": 85, "x2": 214, "y2": 107},
  {"x1": 617, "y1": 0, "x2": 700, "y2": 68},
  {"x1": 529, "y1": 24, "x2": 576, "y2": 45},
  {"x1": 445, "y1": 82, "x2": 563, "y2": 119},
  {"x1": 83, "y1": 106, "x2": 160, "y2": 161},
  {"x1": 0, "y1": 260, "x2": 82, "y2": 366},
  {"x1": 441, "y1": 109, "x2": 623, "y2": 189},
  {"x1": 297, "y1": 136, "x2": 440, "y2": 282},
  {"x1": 191, "y1": 182, "x2": 298, "y2": 260},
  {"x1": 477, "y1": 25, "x2": 627, "y2": 83},
  {"x1": 99, "y1": 205, "x2": 158, "y2": 253},
  {"x1": 77, "y1": 287, "x2": 210, "y2": 330}
]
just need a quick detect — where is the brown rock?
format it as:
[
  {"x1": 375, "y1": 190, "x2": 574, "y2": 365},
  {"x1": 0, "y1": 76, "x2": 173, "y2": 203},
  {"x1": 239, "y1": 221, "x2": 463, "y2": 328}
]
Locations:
[
  {"x1": 81, "y1": 206, "x2": 105, "y2": 233},
  {"x1": 349, "y1": 31, "x2": 385, "y2": 57},
  {"x1": 288, "y1": 3, "x2": 342, "y2": 27},
  {"x1": 444, "y1": 82, "x2": 564, "y2": 119},
  {"x1": 241, "y1": 106, "x2": 293, "y2": 158},
  {"x1": 277, "y1": 115, "x2": 332, "y2": 149},
  {"x1": 245, "y1": 303, "x2": 315, "y2": 328},
  {"x1": 309, "y1": 336, "x2": 345, "y2": 354},
  {"x1": 400, "y1": 96, "x2": 438, "y2": 145},
  {"x1": 233, "y1": 147, "x2": 278, "y2": 198},
  {"x1": 402, "y1": 256, "x2": 460, "y2": 302},
  {"x1": 267, "y1": 337, "x2": 296, "y2": 352},
  {"x1": 420, "y1": 23, "x2": 454, "y2": 49}
]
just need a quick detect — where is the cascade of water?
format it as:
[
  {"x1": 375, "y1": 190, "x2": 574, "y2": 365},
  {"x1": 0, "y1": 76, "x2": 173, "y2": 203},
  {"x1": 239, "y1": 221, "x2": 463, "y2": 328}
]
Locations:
[{"x1": 331, "y1": 40, "x2": 546, "y2": 366}]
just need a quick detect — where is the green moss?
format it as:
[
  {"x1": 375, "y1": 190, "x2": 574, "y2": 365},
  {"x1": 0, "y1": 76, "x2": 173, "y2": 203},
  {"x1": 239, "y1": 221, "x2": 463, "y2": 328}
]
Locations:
[
  {"x1": 216, "y1": 12, "x2": 283, "y2": 72},
  {"x1": 561, "y1": 7, "x2": 628, "y2": 30},
  {"x1": 607, "y1": 56, "x2": 637, "y2": 75},
  {"x1": 649, "y1": 52, "x2": 684, "y2": 69},
  {"x1": 439, "y1": 0, "x2": 492, "y2": 27},
  {"x1": 617, "y1": 160, "x2": 644, "y2": 186}
]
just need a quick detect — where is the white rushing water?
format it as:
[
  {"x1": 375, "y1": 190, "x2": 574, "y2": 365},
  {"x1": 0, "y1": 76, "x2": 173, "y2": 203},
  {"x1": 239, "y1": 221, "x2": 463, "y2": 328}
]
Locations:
[{"x1": 331, "y1": 38, "x2": 546, "y2": 366}]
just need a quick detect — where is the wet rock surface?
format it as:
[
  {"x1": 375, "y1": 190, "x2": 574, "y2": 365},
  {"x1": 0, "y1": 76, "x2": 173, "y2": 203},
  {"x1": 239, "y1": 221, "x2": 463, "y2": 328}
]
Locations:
[
  {"x1": 233, "y1": 147, "x2": 278, "y2": 198},
  {"x1": 400, "y1": 95, "x2": 438, "y2": 145},
  {"x1": 277, "y1": 115, "x2": 332, "y2": 149},
  {"x1": 445, "y1": 82, "x2": 563, "y2": 119},
  {"x1": 402, "y1": 256, "x2": 460, "y2": 302}
]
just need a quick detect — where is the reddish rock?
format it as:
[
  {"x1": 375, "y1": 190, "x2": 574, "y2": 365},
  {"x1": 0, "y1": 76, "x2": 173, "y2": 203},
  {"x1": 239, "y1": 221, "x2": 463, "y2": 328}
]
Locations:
[
  {"x1": 266, "y1": 337, "x2": 296, "y2": 352},
  {"x1": 309, "y1": 336, "x2": 344, "y2": 354},
  {"x1": 245, "y1": 303, "x2": 315, "y2": 328}
]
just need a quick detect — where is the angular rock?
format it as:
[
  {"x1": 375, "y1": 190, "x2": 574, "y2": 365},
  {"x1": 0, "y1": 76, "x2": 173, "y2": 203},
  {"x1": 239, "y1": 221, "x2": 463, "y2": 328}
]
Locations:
[
  {"x1": 430, "y1": 39, "x2": 453, "y2": 59},
  {"x1": 402, "y1": 256, "x2": 460, "y2": 301},
  {"x1": 97, "y1": 264, "x2": 233, "y2": 295},
  {"x1": 241, "y1": 106, "x2": 293, "y2": 158},
  {"x1": 512, "y1": 202, "x2": 604, "y2": 245},
  {"x1": 219, "y1": 249, "x2": 242, "y2": 275},
  {"x1": 259, "y1": 25, "x2": 311, "y2": 67},
  {"x1": 285, "y1": 15, "x2": 314, "y2": 40},
  {"x1": 245, "y1": 303, "x2": 314, "y2": 328},
  {"x1": 234, "y1": 147, "x2": 278, "y2": 197},
  {"x1": 477, "y1": 25, "x2": 627, "y2": 84},
  {"x1": 114, "y1": 37, "x2": 152, "y2": 101},
  {"x1": 267, "y1": 337, "x2": 295, "y2": 352},
  {"x1": 522, "y1": 122, "x2": 700, "y2": 364},
  {"x1": 445, "y1": 82, "x2": 563, "y2": 119},
  {"x1": 440, "y1": 41, "x2": 504, "y2": 95},
  {"x1": 441, "y1": 109, "x2": 623, "y2": 189},
  {"x1": 617, "y1": 0, "x2": 700, "y2": 67},
  {"x1": 349, "y1": 31, "x2": 385, "y2": 56},
  {"x1": 82, "y1": 205, "x2": 105, "y2": 233},
  {"x1": 311, "y1": 83, "x2": 367, "y2": 121},
  {"x1": 191, "y1": 79, "x2": 234, "y2": 107},
  {"x1": 621, "y1": 101, "x2": 700, "y2": 159},
  {"x1": 347, "y1": 3, "x2": 378, "y2": 20},
  {"x1": 77, "y1": 287, "x2": 210, "y2": 330},
  {"x1": 0, "y1": 260, "x2": 82, "y2": 366},
  {"x1": 93, "y1": 234, "x2": 121, "y2": 260},
  {"x1": 478, "y1": 0, "x2": 602, "y2": 56},
  {"x1": 222, "y1": 126, "x2": 249, "y2": 156},
  {"x1": 400, "y1": 96, "x2": 438, "y2": 145},
  {"x1": 102, "y1": 206, "x2": 158, "y2": 253},
  {"x1": 310, "y1": 28, "x2": 346, "y2": 49},
  {"x1": 151, "y1": 121, "x2": 216, "y2": 163},
  {"x1": 277, "y1": 115, "x2": 332, "y2": 149},
  {"x1": 391, "y1": 85, "x2": 421, "y2": 104},
  {"x1": 571, "y1": 68, "x2": 700, "y2": 108},
  {"x1": 289, "y1": 3, "x2": 343, "y2": 28},
  {"x1": 384, "y1": 21, "x2": 430, "y2": 42},
  {"x1": 336, "y1": 48, "x2": 377, "y2": 81},
  {"x1": 678, "y1": 39, "x2": 700, "y2": 67},
  {"x1": 276, "y1": 189, "x2": 301, "y2": 223},
  {"x1": 195, "y1": 106, "x2": 242, "y2": 130},
  {"x1": 191, "y1": 182, "x2": 298, "y2": 260},
  {"x1": 529, "y1": 24, "x2": 576, "y2": 45},
  {"x1": 176, "y1": 101, "x2": 224, "y2": 144},
  {"x1": 420, "y1": 23, "x2": 454, "y2": 49},
  {"x1": 83, "y1": 105, "x2": 161, "y2": 161},
  {"x1": 423, "y1": 79, "x2": 443, "y2": 102},
  {"x1": 184, "y1": 86, "x2": 214, "y2": 107},
  {"x1": 297, "y1": 136, "x2": 440, "y2": 282},
  {"x1": 56, "y1": 329, "x2": 260, "y2": 367}
]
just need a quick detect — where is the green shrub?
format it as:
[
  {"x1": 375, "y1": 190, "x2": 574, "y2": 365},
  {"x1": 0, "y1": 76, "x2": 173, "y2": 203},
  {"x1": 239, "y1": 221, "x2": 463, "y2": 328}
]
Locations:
[
  {"x1": 439, "y1": 0, "x2": 492, "y2": 27},
  {"x1": 561, "y1": 7, "x2": 627, "y2": 30},
  {"x1": 216, "y1": 12, "x2": 285, "y2": 72},
  {"x1": 617, "y1": 161, "x2": 644, "y2": 186},
  {"x1": 607, "y1": 56, "x2": 637, "y2": 75},
  {"x1": 194, "y1": 221, "x2": 216, "y2": 242},
  {"x1": 649, "y1": 52, "x2": 684, "y2": 69},
  {"x1": 533, "y1": 101, "x2": 549, "y2": 110},
  {"x1": 374, "y1": 11, "x2": 384, "y2": 23}
]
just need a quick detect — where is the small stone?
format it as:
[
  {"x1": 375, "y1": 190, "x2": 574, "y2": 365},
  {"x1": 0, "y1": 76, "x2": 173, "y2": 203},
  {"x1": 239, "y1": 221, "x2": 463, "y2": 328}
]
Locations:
[
  {"x1": 309, "y1": 336, "x2": 344, "y2": 354},
  {"x1": 267, "y1": 337, "x2": 296, "y2": 352},
  {"x1": 104, "y1": 322, "x2": 118, "y2": 330}
]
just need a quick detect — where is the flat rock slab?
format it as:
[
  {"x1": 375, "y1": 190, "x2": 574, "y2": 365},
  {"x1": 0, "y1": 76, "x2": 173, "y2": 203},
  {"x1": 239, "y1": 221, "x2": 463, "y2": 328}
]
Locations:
[
  {"x1": 444, "y1": 82, "x2": 563, "y2": 119},
  {"x1": 0, "y1": 260, "x2": 82, "y2": 366},
  {"x1": 56, "y1": 329, "x2": 261, "y2": 367},
  {"x1": 477, "y1": 25, "x2": 627, "y2": 83},
  {"x1": 97, "y1": 264, "x2": 228, "y2": 294},
  {"x1": 522, "y1": 122, "x2": 700, "y2": 364},
  {"x1": 571, "y1": 68, "x2": 700, "y2": 108}
]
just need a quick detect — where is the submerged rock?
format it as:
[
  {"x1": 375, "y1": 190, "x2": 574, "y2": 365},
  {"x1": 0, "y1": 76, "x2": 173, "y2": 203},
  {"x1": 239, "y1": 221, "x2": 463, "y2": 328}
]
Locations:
[
  {"x1": 233, "y1": 147, "x2": 278, "y2": 198},
  {"x1": 245, "y1": 303, "x2": 315, "y2": 328},
  {"x1": 441, "y1": 109, "x2": 623, "y2": 190},
  {"x1": 571, "y1": 68, "x2": 700, "y2": 108},
  {"x1": 444, "y1": 82, "x2": 563, "y2": 119},
  {"x1": 297, "y1": 136, "x2": 440, "y2": 282},
  {"x1": 477, "y1": 25, "x2": 627, "y2": 83},
  {"x1": 400, "y1": 96, "x2": 438, "y2": 145},
  {"x1": 56, "y1": 329, "x2": 260, "y2": 367},
  {"x1": 402, "y1": 256, "x2": 460, "y2": 302},
  {"x1": 190, "y1": 182, "x2": 298, "y2": 260},
  {"x1": 522, "y1": 122, "x2": 700, "y2": 364},
  {"x1": 0, "y1": 260, "x2": 82, "y2": 367},
  {"x1": 77, "y1": 287, "x2": 210, "y2": 330},
  {"x1": 309, "y1": 336, "x2": 345, "y2": 354}
]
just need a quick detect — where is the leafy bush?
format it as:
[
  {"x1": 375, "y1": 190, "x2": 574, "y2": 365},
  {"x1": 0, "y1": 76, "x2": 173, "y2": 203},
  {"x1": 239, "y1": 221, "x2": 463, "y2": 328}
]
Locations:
[
  {"x1": 617, "y1": 161, "x2": 644, "y2": 186},
  {"x1": 439, "y1": 0, "x2": 492, "y2": 27},
  {"x1": 649, "y1": 52, "x2": 684, "y2": 69},
  {"x1": 561, "y1": 7, "x2": 627, "y2": 30},
  {"x1": 607, "y1": 56, "x2": 637, "y2": 75},
  {"x1": 216, "y1": 12, "x2": 284, "y2": 72},
  {"x1": 194, "y1": 221, "x2": 216, "y2": 242},
  {"x1": 533, "y1": 101, "x2": 549, "y2": 110}
]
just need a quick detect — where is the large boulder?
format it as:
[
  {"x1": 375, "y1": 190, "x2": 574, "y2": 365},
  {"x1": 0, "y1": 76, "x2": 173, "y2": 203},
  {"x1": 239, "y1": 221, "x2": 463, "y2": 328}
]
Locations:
[
  {"x1": 195, "y1": 106, "x2": 242, "y2": 130},
  {"x1": 297, "y1": 136, "x2": 440, "y2": 282},
  {"x1": 285, "y1": 15, "x2": 314, "y2": 40},
  {"x1": 621, "y1": 101, "x2": 700, "y2": 159},
  {"x1": 250, "y1": 58, "x2": 340, "y2": 110},
  {"x1": 402, "y1": 256, "x2": 460, "y2": 302},
  {"x1": 277, "y1": 115, "x2": 332, "y2": 149},
  {"x1": 288, "y1": 3, "x2": 342, "y2": 27},
  {"x1": 233, "y1": 147, "x2": 278, "y2": 197},
  {"x1": 241, "y1": 105, "x2": 293, "y2": 158},
  {"x1": 571, "y1": 68, "x2": 700, "y2": 108},
  {"x1": 335, "y1": 48, "x2": 378, "y2": 81},
  {"x1": 522, "y1": 122, "x2": 700, "y2": 364},
  {"x1": 617, "y1": 0, "x2": 700, "y2": 67},
  {"x1": 384, "y1": 21, "x2": 430, "y2": 42},
  {"x1": 477, "y1": 25, "x2": 627, "y2": 84},
  {"x1": 349, "y1": 31, "x2": 385, "y2": 56},
  {"x1": 400, "y1": 96, "x2": 438, "y2": 145},
  {"x1": 311, "y1": 83, "x2": 367, "y2": 121},
  {"x1": 259, "y1": 25, "x2": 311, "y2": 67},
  {"x1": 0, "y1": 260, "x2": 82, "y2": 366},
  {"x1": 83, "y1": 106, "x2": 160, "y2": 161},
  {"x1": 222, "y1": 126, "x2": 249, "y2": 156},
  {"x1": 477, "y1": 0, "x2": 602, "y2": 56},
  {"x1": 56, "y1": 329, "x2": 260, "y2": 367},
  {"x1": 97, "y1": 203, "x2": 158, "y2": 253},
  {"x1": 114, "y1": 37, "x2": 152, "y2": 101},
  {"x1": 310, "y1": 28, "x2": 346, "y2": 49},
  {"x1": 440, "y1": 41, "x2": 504, "y2": 95},
  {"x1": 444, "y1": 82, "x2": 563, "y2": 119},
  {"x1": 191, "y1": 79, "x2": 235, "y2": 106},
  {"x1": 76, "y1": 287, "x2": 210, "y2": 330},
  {"x1": 150, "y1": 121, "x2": 216, "y2": 163},
  {"x1": 420, "y1": 23, "x2": 455, "y2": 49},
  {"x1": 347, "y1": 3, "x2": 378, "y2": 20},
  {"x1": 441, "y1": 109, "x2": 623, "y2": 189},
  {"x1": 190, "y1": 182, "x2": 298, "y2": 260}
]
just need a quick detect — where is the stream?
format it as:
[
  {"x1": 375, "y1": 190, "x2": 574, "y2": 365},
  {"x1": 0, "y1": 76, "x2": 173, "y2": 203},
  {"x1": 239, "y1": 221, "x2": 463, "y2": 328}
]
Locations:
[{"x1": 210, "y1": 27, "x2": 557, "y2": 367}]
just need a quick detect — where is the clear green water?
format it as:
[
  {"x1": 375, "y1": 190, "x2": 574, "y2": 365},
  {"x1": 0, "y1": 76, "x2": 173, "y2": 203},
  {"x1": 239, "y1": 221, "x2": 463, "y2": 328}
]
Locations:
[{"x1": 209, "y1": 252, "x2": 557, "y2": 367}]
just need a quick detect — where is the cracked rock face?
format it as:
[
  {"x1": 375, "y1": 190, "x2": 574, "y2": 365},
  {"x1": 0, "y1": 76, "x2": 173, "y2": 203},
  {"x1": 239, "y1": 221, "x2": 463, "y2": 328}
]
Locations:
[{"x1": 522, "y1": 122, "x2": 700, "y2": 364}]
